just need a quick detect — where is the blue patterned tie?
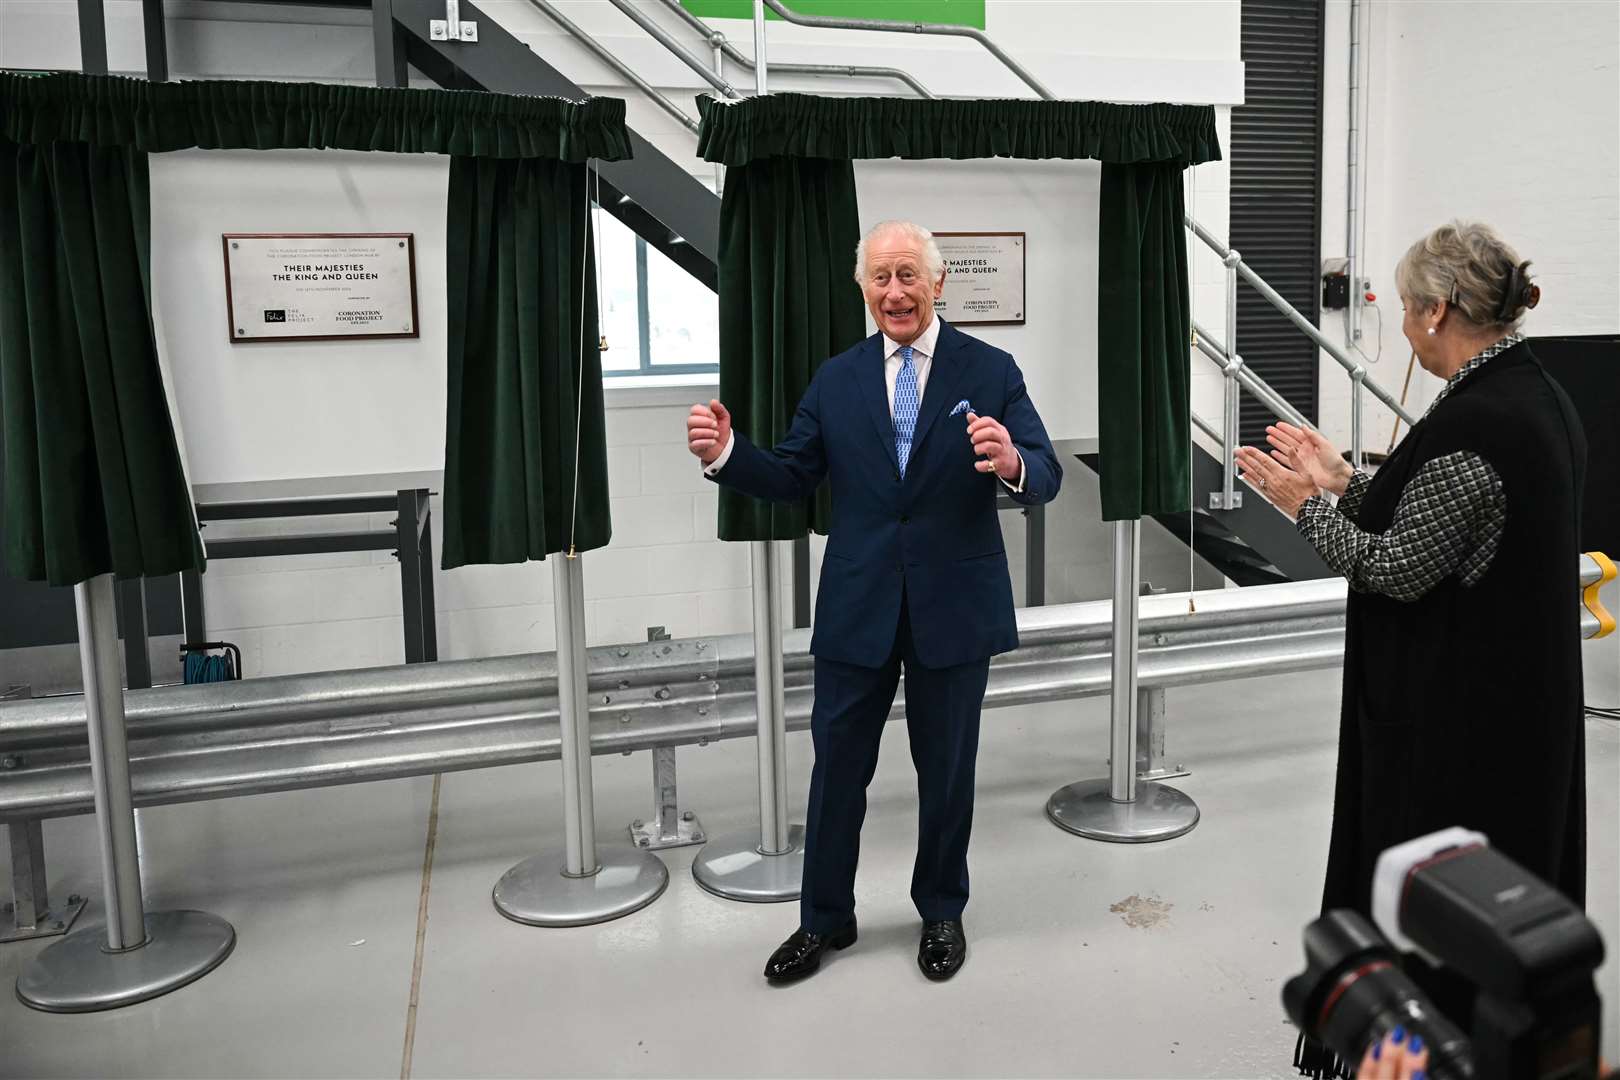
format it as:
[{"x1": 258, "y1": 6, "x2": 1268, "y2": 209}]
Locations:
[{"x1": 893, "y1": 344, "x2": 920, "y2": 477}]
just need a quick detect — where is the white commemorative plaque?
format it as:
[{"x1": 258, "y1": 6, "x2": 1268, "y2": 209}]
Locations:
[
  {"x1": 934, "y1": 232, "x2": 1025, "y2": 326},
  {"x1": 223, "y1": 233, "x2": 420, "y2": 343}
]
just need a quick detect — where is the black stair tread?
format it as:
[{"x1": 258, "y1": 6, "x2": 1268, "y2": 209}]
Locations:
[{"x1": 1074, "y1": 448, "x2": 1332, "y2": 586}]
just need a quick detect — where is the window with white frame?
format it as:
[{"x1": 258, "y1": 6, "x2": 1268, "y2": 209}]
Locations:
[{"x1": 596, "y1": 206, "x2": 719, "y2": 379}]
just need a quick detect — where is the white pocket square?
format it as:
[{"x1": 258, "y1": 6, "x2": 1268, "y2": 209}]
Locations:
[{"x1": 950, "y1": 399, "x2": 973, "y2": 417}]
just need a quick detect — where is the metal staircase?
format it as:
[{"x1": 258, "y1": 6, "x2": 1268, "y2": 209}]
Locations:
[{"x1": 371, "y1": 0, "x2": 722, "y2": 287}]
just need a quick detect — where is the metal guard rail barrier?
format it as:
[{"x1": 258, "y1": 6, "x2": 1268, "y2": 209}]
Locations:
[
  {"x1": 3, "y1": 560, "x2": 1609, "y2": 822},
  {"x1": 1, "y1": 579, "x2": 1350, "y2": 820}
]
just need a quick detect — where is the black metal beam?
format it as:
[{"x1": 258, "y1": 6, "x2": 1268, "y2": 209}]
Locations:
[
  {"x1": 142, "y1": 0, "x2": 168, "y2": 81},
  {"x1": 390, "y1": 0, "x2": 720, "y2": 289},
  {"x1": 77, "y1": 0, "x2": 108, "y2": 73},
  {"x1": 371, "y1": 0, "x2": 409, "y2": 87},
  {"x1": 396, "y1": 491, "x2": 425, "y2": 663},
  {"x1": 1025, "y1": 504, "x2": 1045, "y2": 607},
  {"x1": 995, "y1": 495, "x2": 1046, "y2": 608},
  {"x1": 792, "y1": 536, "x2": 810, "y2": 628},
  {"x1": 207, "y1": 532, "x2": 398, "y2": 559},
  {"x1": 195, "y1": 496, "x2": 400, "y2": 520},
  {"x1": 180, "y1": 569, "x2": 207, "y2": 645},
  {"x1": 116, "y1": 579, "x2": 153, "y2": 689},
  {"x1": 418, "y1": 506, "x2": 438, "y2": 661}
]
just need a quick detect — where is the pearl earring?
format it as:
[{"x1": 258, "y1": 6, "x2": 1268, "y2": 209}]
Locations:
[{"x1": 1427, "y1": 327, "x2": 1437, "y2": 336}]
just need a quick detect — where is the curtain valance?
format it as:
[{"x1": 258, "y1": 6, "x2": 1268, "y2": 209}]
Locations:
[
  {"x1": 695, "y1": 93, "x2": 1219, "y2": 168},
  {"x1": 0, "y1": 72, "x2": 633, "y2": 162}
]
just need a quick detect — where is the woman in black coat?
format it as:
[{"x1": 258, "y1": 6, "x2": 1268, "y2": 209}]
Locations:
[{"x1": 1236, "y1": 221, "x2": 1588, "y2": 1070}]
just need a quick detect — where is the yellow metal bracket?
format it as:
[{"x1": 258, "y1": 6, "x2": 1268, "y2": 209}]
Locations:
[{"x1": 1583, "y1": 551, "x2": 1616, "y2": 639}]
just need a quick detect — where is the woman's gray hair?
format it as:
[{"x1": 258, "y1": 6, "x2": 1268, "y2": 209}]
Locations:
[
  {"x1": 853, "y1": 220, "x2": 945, "y2": 285},
  {"x1": 1395, "y1": 220, "x2": 1540, "y2": 332}
]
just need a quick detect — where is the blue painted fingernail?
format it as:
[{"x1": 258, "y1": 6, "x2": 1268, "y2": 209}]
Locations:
[
  {"x1": 1412, "y1": 1072, "x2": 1426, "y2": 1080},
  {"x1": 1409, "y1": 1036, "x2": 1424, "y2": 1054},
  {"x1": 1392, "y1": 1026, "x2": 1406, "y2": 1044},
  {"x1": 1371, "y1": 1040, "x2": 1382, "y2": 1061}
]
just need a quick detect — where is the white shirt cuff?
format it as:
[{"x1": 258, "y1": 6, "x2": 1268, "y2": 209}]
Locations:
[
  {"x1": 702, "y1": 434, "x2": 735, "y2": 476},
  {"x1": 998, "y1": 451, "x2": 1027, "y2": 494}
]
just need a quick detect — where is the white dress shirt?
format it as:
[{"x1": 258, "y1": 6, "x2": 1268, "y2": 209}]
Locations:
[{"x1": 703, "y1": 315, "x2": 1023, "y2": 490}]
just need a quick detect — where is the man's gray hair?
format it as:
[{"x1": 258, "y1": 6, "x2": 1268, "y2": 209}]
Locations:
[{"x1": 853, "y1": 220, "x2": 945, "y2": 285}]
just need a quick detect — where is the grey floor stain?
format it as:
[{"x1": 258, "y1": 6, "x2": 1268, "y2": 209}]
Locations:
[{"x1": 1110, "y1": 893, "x2": 1173, "y2": 929}]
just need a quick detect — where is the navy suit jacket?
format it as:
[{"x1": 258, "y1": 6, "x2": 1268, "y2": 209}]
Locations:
[{"x1": 713, "y1": 319, "x2": 1061, "y2": 669}]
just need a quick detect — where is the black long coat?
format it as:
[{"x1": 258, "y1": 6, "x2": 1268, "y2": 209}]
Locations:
[{"x1": 1320, "y1": 343, "x2": 1589, "y2": 919}]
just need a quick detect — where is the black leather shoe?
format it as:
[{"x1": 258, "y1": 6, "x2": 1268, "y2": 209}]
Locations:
[
  {"x1": 763, "y1": 919, "x2": 858, "y2": 984},
  {"x1": 918, "y1": 920, "x2": 967, "y2": 981}
]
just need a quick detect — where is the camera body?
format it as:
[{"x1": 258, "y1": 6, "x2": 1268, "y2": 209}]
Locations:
[{"x1": 1285, "y1": 828, "x2": 1605, "y2": 1079}]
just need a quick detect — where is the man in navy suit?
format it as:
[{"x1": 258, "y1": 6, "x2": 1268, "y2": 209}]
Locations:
[{"x1": 686, "y1": 220, "x2": 1061, "y2": 984}]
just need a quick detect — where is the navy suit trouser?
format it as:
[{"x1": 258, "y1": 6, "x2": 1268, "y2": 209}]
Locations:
[{"x1": 799, "y1": 594, "x2": 992, "y2": 935}]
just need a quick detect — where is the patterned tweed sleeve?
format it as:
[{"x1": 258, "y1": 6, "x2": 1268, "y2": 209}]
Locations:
[
  {"x1": 1295, "y1": 451, "x2": 1506, "y2": 602},
  {"x1": 1334, "y1": 469, "x2": 1373, "y2": 523}
]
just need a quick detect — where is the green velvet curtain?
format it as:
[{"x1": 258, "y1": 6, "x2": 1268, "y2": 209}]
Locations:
[
  {"x1": 714, "y1": 154, "x2": 866, "y2": 541},
  {"x1": 441, "y1": 157, "x2": 610, "y2": 566},
  {"x1": 696, "y1": 93, "x2": 1220, "y2": 522},
  {"x1": 1098, "y1": 162, "x2": 1191, "y2": 520},
  {"x1": 0, "y1": 135, "x2": 205, "y2": 585},
  {"x1": 0, "y1": 72, "x2": 632, "y2": 583}
]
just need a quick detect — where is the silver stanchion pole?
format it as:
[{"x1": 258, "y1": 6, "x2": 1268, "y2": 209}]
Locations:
[
  {"x1": 17, "y1": 573, "x2": 236, "y2": 1012},
  {"x1": 493, "y1": 554, "x2": 668, "y2": 925},
  {"x1": 692, "y1": 540, "x2": 805, "y2": 900},
  {"x1": 1045, "y1": 520, "x2": 1200, "y2": 842},
  {"x1": 691, "y1": 1, "x2": 804, "y2": 904}
]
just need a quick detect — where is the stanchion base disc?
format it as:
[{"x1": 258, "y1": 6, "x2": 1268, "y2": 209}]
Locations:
[
  {"x1": 691, "y1": 824, "x2": 804, "y2": 903},
  {"x1": 1045, "y1": 779, "x2": 1200, "y2": 843},
  {"x1": 493, "y1": 846, "x2": 668, "y2": 927},
  {"x1": 16, "y1": 909, "x2": 236, "y2": 1013}
]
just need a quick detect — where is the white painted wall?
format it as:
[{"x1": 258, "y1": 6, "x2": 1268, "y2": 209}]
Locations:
[
  {"x1": 0, "y1": 0, "x2": 1240, "y2": 677},
  {"x1": 857, "y1": 158, "x2": 1100, "y2": 441},
  {"x1": 151, "y1": 149, "x2": 451, "y2": 485},
  {"x1": 1316, "y1": 0, "x2": 1620, "y2": 450}
]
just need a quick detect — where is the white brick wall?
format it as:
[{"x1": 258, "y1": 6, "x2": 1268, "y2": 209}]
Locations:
[{"x1": 1315, "y1": 0, "x2": 1620, "y2": 449}]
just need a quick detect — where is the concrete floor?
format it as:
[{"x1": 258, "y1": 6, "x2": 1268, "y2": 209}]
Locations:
[{"x1": 2, "y1": 648, "x2": 1616, "y2": 1078}]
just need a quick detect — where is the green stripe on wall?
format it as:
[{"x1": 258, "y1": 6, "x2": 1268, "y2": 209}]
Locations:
[{"x1": 679, "y1": 0, "x2": 985, "y2": 29}]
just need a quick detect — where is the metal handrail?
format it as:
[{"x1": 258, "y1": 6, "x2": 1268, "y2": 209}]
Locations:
[
  {"x1": 525, "y1": 0, "x2": 700, "y2": 133},
  {"x1": 1188, "y1": 317, "x2": 1306, "y2": 512},
  {"x1": 653, "y1": 0, "x2": 935, "y2": 99},
  {"x1": 762, "y1": 0, "x2": 1053, "y2": 99},
  {"x1": 1186, "y1": 215, "x2": 1417, "y2": 429},
  {"x1": 1191, "y1": 410, "x2": 1223, "y2": 446},
  {"x1": 1185, "y1": 214, "x2": 1417, "y2": 508},
  {"x1": 1192, "y1": 321, "x2": 1310, "y2": 430},
  {"x1": 604, "y1": 0, "x2": 741, "y2": 98}
]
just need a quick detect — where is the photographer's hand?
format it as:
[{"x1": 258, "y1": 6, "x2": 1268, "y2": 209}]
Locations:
[{"x1": 1357, "y1": 1027, "x2": 1429, "y2": 1080}]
